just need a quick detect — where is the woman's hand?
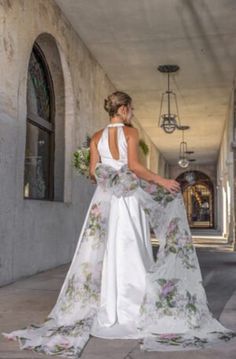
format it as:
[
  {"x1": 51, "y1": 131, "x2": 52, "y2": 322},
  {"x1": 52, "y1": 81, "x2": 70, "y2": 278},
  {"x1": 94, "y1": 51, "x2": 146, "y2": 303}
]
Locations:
[
  {"x1": 89, "y1": 174, "x2": 97, "y2": 184},
  {"x1": 156, "y1": 177, "x2": 180, "y2": 194}
]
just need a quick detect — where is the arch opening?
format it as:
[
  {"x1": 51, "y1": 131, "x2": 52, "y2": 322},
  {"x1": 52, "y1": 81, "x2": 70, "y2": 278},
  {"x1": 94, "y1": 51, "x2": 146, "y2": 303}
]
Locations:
[{"x1": 176, "y1": 171, "x2": 215, "y2": 229}]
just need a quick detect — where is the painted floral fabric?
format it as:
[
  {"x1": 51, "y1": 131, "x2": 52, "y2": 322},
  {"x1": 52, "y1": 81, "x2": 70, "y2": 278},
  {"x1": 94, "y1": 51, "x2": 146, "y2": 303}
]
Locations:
[{"x1": 2, "y1": 163, "x2": 236, "y2": 357}]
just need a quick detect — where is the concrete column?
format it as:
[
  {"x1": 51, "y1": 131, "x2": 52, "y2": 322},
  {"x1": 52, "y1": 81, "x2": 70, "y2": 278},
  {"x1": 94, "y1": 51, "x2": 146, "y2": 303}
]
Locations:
[{"x1": 232, "y1": 89, "x2": 236, "y2": 250}]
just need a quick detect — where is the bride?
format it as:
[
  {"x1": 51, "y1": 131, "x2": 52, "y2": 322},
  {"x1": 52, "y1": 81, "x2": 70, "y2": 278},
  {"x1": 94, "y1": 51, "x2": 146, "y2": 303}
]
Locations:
[{"x1": 2, "y1": 91, "x2": 236, "y2": 357}]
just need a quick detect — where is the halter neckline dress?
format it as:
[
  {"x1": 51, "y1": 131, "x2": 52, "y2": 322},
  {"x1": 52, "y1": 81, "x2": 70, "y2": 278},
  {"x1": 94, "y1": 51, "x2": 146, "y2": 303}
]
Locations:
[{"x1": 90, "y1": 122, "x2": 154, "y2": 338}]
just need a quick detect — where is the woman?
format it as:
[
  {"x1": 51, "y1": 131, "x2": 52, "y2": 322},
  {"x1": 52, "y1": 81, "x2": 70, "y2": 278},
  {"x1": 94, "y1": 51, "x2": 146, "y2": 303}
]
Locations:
[
  {"x1": 2, "y1": 91, "x2": 236, "y2": 357},
  {"x1": 89, "y1": 92, "x2": 180, "y2": 193}
]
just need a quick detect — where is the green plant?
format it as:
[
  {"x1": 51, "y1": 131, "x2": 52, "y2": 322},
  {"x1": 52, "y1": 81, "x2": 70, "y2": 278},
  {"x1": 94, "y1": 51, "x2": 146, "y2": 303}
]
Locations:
[{"x1": 139, "y1": 139, "x2": 149, "y2": 156}]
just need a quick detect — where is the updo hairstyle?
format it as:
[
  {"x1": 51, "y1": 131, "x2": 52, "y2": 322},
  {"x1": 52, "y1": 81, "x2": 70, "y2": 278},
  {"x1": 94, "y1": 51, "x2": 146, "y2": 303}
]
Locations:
[{"x1": 104, "y1": 91, "x2": 132, "y2": 117}]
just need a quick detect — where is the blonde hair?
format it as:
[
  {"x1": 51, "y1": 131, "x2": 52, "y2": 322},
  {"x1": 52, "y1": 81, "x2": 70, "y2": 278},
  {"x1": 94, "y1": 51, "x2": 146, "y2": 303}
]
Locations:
[{"x1": 104, "y1": 91, "x2": 132, "y2": 117}]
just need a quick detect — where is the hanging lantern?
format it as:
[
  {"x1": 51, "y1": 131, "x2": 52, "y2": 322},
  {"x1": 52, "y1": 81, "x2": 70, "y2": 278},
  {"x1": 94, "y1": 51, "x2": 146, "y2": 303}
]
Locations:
[
  {"x1": 157, "y1": 65, "x2": 190, "y2": 134},
  {"x1": 178, "y1": 158, "x2": 189, "y2": 168},
  {"x1": 178, "y1": 140, "x2": 190, "y2": 168},
  {"x1": 178, "y1": 129, "x2": 189, "y2": 168}
]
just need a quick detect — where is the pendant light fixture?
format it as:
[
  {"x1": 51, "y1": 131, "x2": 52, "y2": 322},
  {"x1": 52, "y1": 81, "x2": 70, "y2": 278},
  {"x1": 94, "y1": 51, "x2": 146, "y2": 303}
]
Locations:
[
  {"x1": 178, "y1": 144, "x2": 189, "y2": 168},
  {"x1": 178, "y1": 128, "x2": 190, "y2": 168},
  {"x1": 158, "y1": 65, "x2": 190, "y2": 134}
]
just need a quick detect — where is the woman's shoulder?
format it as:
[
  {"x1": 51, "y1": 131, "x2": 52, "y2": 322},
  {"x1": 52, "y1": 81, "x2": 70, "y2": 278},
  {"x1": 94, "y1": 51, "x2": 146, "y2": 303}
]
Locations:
[
  {"x1": 90, "y1": 127, "x2": 105, "y2": 144},
  {"x1": 123, "y1": 124, "x2": 139, "y2": 133},
  {"x1": 92, "y1": 128, "x2": 104, "y2": 138},
  {"x1": 123, "y1": 125, "x2": 139, "y2": 139}
]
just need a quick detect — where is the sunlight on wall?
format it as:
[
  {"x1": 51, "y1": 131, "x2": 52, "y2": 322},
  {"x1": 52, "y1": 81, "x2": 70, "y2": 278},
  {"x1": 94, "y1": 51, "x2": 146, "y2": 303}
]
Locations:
[{"x1": 222, "y1": 185, "x2": 227, "y2": 236}]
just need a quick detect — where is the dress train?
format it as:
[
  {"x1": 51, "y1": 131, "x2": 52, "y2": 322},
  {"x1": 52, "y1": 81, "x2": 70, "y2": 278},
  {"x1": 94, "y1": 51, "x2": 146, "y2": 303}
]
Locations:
[
  {"x1": 2, "y1": 163, "x2": 236, "y2": 357},
  {"x1": 2, "y1": 123, "x2": 236, "y2": 357}
]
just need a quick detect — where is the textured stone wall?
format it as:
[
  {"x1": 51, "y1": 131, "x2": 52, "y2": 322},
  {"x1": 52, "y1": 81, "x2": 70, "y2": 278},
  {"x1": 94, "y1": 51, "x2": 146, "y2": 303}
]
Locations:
[
  {"x1": 0, "y1": 0, "x2": 161, "y2": 285},
  {"x1": 0, "y1": 0, "x2": 117, "y2": 286}
]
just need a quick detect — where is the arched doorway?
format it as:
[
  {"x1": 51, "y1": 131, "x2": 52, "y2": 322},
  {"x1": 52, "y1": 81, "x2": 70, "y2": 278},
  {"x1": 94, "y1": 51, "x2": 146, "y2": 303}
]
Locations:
[{"x1": 176, "y1": 171, "x2": 214, "y2": 229}]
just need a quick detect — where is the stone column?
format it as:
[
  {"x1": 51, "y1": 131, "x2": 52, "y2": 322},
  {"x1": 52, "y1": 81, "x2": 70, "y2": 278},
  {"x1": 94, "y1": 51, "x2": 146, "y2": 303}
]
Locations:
[{"x1": 231, "y1": 89, "x2": 236, "y2": 250}]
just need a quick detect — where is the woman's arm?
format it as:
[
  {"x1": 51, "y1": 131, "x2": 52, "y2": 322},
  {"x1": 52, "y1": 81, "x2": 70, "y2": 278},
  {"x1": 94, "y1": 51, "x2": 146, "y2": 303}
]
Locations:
[
  {"x1": 125, "y1": 127, "x2": 180, "y2": 194},
  {"x1": 89, "y1": 132, "x2": 101, "y2": 183}
]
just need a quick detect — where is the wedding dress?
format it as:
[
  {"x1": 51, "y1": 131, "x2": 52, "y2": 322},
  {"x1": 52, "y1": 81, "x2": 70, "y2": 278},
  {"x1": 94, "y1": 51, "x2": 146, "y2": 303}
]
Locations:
[{"x1": 2, "y1": 122, "x2": 236, "y2": 357}]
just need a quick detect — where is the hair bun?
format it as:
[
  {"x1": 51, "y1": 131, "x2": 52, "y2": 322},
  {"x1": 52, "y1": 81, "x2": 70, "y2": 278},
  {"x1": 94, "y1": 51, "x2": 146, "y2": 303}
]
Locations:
[
  {"x1": 104, "y1": 98, "x2": 111, "y2": 113},
  {"x1": 104, "y1": 91, "x2": 132, "y2": 117}
]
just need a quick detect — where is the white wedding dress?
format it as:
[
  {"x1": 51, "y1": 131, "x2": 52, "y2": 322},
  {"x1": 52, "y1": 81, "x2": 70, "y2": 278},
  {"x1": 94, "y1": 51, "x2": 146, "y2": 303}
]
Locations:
[{"x1": 2, "y1": 123, "x2": 236, "y2": 357}]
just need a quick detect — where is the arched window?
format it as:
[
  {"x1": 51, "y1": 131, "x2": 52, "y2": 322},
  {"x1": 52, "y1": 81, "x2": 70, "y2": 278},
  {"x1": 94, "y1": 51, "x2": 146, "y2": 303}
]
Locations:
[{"x1": 24, "y1": 43, "x2": 55, "y2": 200}]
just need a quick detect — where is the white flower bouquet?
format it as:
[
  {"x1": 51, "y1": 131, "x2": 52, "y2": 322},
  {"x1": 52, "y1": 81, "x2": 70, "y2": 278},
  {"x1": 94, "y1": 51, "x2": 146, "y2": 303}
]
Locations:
[{"x1": 73, "y1": 135, "x2": 91, "y2": 178}]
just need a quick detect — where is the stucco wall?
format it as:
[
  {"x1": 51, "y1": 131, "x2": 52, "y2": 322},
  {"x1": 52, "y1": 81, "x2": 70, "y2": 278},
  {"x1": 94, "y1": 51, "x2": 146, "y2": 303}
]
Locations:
[
  {"x1": 0, "y1": 0, "x2": 162, "y2": 286},
  {"x1": 0, "y1": 0, "x2": 117, "y2": 286},
  {"x1": 133, "y1": 119, "x2": 167, "y2": 176}
]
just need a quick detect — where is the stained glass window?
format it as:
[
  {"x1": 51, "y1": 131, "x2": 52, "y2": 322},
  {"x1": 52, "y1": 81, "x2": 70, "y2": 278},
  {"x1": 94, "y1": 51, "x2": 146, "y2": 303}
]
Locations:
[{"x1": 24, "y1": 43, "x2": 55, "y2": 200}]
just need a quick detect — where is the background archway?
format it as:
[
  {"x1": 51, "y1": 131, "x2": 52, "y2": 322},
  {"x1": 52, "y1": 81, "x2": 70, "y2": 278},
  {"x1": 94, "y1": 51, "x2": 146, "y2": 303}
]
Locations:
[{"x1": 176, "y1": 171, "x2": 214, "y2": 229}]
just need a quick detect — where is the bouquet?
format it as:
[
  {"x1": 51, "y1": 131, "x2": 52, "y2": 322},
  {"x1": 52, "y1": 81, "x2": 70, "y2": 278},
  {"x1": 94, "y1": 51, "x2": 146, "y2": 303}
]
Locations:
[{"x1": 73, "y1": 134, "x2": 91, "y2": 178}]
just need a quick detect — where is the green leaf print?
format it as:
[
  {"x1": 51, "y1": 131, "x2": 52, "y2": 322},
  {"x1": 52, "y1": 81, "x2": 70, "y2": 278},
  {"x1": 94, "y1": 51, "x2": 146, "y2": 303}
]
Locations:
[
  {"x1": 60, "y1": 263, "x2": 100, "y2": 313},
  {"x1": 83, "y1": 202, "x2": 106, "y2": 249}
]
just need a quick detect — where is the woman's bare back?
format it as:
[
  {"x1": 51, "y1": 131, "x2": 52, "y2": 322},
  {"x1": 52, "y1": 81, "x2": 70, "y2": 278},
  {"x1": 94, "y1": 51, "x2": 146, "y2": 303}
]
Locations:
[{"x1": 93, "y1": 125, "x2": 134, "y2": 159}]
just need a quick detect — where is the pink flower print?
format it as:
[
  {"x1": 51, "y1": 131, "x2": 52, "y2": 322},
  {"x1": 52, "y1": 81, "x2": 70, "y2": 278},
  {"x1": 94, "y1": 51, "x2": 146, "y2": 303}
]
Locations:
[
  {"x1": 60, "y1": 339, "x2": 71, "y2": 348},
  {"x1": 90, "y1": 204, "x2": 100, "y2": 217},
  {"x1": 167, "y1": 220, "x2": 177, "y2": 233},
  {"x1": 2, "y1": 333, "x2": 17, "y2": 341},
  {"x1": 159, "y1": 333, "x2": 179, "y2": 340},
  {"x1": 162, "y1": 282, "x2": 175, "y2": 297},
  {"x1": 178, "y1": 233, "x2": 193, "y2": 248},
  {"x1": 102, "y1": 172, "x2": 109, "y2": 180},
  {"x1": 145, "y1": 183, "x2": 157, "y2": 194}
]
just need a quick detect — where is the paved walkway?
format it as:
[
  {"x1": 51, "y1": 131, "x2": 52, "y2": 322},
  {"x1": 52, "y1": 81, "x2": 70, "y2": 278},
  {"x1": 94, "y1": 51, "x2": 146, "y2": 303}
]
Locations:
[{"x1": 1, "y1": 245, "x2": 236, "y2": 358}]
